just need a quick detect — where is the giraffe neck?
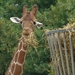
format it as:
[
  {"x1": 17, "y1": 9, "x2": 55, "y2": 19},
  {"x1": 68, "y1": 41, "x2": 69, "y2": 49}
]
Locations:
[{"x1": 5, "y1": 36, "x2": 28, "y2": 75}]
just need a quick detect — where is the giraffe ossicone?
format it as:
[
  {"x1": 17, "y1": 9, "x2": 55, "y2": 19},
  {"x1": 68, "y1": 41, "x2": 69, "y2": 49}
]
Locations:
[{"x1": 5, "y1": 4, "x2": 42, "y2": 75}]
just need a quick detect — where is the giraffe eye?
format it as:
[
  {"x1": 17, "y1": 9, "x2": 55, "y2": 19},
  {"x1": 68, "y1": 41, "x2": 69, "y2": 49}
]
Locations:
[
  {"x1": 33, "y1": 21, "x2": 36, "y2": 25},
  {"x1": 20, "y1": 21, "x2": 22, "y2": 24}
]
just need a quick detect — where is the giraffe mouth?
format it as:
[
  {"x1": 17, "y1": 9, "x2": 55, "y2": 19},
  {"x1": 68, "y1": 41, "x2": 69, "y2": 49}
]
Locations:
[
  {"x1": 22, "y1": 29, "x2": 33, "y2": 36},
  {"x1": 22, "y1": 32, "x2": 38, "y2": 49}
]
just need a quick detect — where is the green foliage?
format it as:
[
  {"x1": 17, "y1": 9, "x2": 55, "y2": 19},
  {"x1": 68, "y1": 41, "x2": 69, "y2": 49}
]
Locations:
[{"x1": 37, "y1": 0, "x2": 75, "y2": 29}]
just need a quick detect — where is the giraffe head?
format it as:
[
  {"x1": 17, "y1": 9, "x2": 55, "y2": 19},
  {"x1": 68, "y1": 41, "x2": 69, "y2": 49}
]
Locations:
[{"x1": 10, "y1": 4, "x2": 43, "y2": 35}]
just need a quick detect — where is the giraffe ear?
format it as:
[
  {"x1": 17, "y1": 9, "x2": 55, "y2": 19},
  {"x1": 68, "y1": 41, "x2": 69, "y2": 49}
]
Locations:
[
  {"x1": 31, "y1": 4, "x2": 38, "y2": 16},
  {"x1": 35, "y1": 21, "x2": 43, "y2": 29},
  {"x1": 10, "y1": 17, "x2": 21, "y2": 23}
]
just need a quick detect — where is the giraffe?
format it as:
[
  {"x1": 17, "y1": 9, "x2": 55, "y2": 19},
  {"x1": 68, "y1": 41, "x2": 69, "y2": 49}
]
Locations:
[{"x1": 5, "y1": 4, "x2": 43, "y2": 75}]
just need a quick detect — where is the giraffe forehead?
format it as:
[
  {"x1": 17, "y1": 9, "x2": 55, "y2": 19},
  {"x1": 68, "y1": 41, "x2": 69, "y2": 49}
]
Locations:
[{"x1": 22, "y1": 12, "x2": 35, "y2": 21}]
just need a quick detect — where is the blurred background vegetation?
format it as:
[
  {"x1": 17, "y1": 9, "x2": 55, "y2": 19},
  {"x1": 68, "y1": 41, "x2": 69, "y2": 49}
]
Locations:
[{"x1": 0, "y1": 0, "x2": 75, "y2": 75}]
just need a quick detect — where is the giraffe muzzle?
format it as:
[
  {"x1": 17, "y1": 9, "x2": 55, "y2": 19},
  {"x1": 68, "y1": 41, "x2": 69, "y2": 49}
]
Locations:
[{"x1": 22, "y1": 28, "x2": 33, "y2": 35}]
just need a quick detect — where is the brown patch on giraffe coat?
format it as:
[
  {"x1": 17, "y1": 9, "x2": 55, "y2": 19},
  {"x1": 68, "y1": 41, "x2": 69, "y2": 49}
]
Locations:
[
  {"x1": 18, "y1": 51, "x2": 25, "y2": 64},
  {"x1": 13, "y1": 64, "x2": 22, "y2": 75},
  {"x1": 5, "y1": 70, "x2": 10, "y2": 75},
  {"x1": 11, "y1": 63, "x2": 16, "y2": 74},
  {"x1": 9, "y1": 72, "x2": 11, "y2": 75}
]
